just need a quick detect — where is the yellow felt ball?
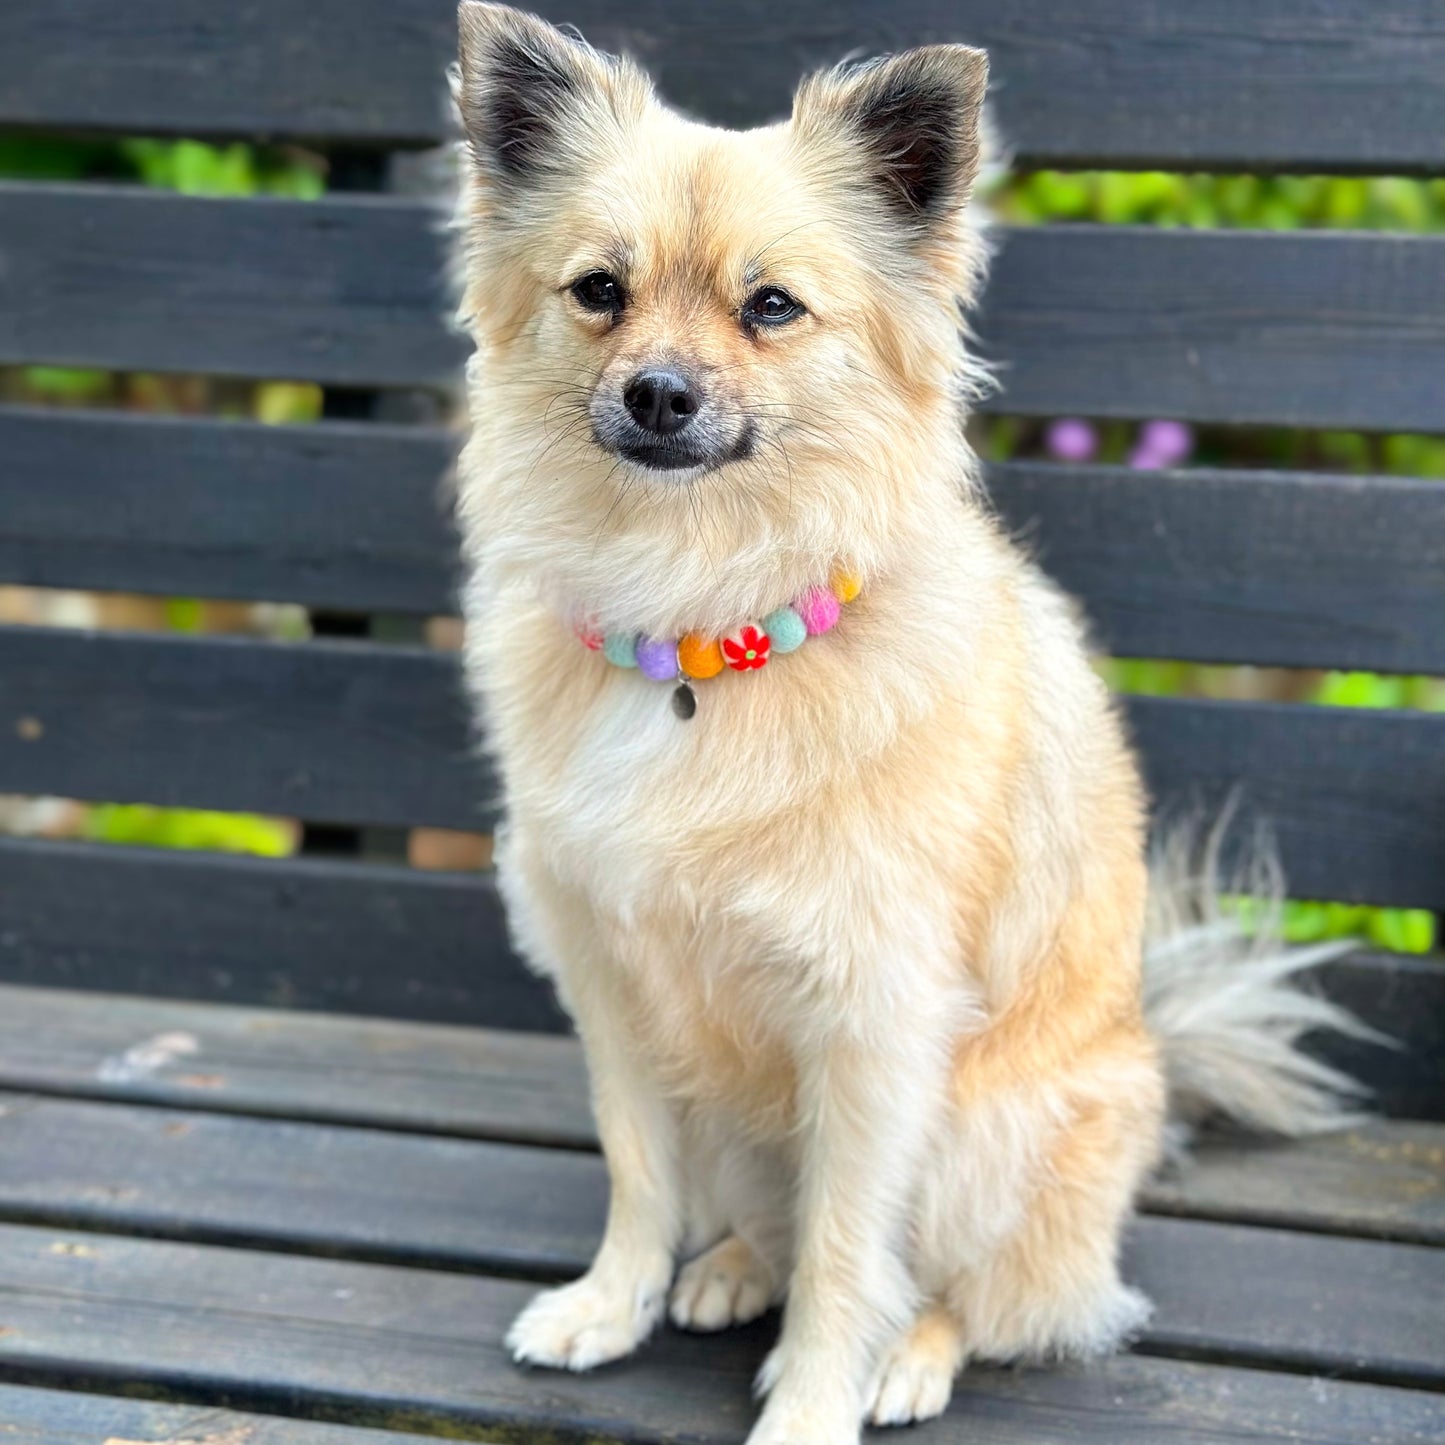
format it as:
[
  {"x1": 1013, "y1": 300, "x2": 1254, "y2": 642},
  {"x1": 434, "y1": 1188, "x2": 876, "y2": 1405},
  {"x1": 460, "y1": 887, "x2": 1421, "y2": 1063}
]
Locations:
[
  {"x1": 831, "y1": 570, "x2": 862, "y2": 605},
  {"x1": 678, "y1": 634, "x2": 724, "y2": 679}
]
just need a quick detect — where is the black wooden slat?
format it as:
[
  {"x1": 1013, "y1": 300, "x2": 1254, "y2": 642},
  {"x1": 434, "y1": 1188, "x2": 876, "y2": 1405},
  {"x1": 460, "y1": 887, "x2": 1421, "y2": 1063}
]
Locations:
[
  {"x1": 6, "y1": 405, "x2": 1442, "y2": 677},
  {"x1": 0, "y1": 1385, "x2": 437, "y2": 1445},
  {"x1": 986, "y1": 463, "x2": 1445, "y2": 676},
  {"x1": 0, "y1": 2, "x2": 1441, "y2": 174},
  {"x1": 0, "y1": 183, "x2": 466, "y2": 390},
  {"x1": 3, "y1": 184, "x2": 1444, "y2": 431},
  {"x1": 977, "y1": 227, "x2": 1445, "y2": 431},
  {"x1": 0, "y1": 981, "x2": 591, "y2": 1144},
  {"x1": 0, "y1": 626, "x2": 487, "y2": 832},
  {"x1": 4, "y1": 627, "x2": 1443, "y2": 907},
  {"x1": 1143, "y1": 1122, "x2": 1445, "y2": 1246},
  {"x1": 0, "y1": 1094, "x2": 1440, "y2": 1296},
  {"x1": 0, "y1": 839, "x2": 566, "y2": 1034},
  {"x1": 1126, "y1": 695, "x2": 1445, "y2": 912},
  {"x1": 0, "y1": 1222, "x2": 1439, "y2": 1441},
  {"x1": 0, "y1": 407, "x2": 460, "y2": 615},
  {"x1": 0, "y1": 979, "x2": 1438, "y2": 1192},
  {"x1": 0, "y1": 844, "x2": 1438, "y2": 1117}
]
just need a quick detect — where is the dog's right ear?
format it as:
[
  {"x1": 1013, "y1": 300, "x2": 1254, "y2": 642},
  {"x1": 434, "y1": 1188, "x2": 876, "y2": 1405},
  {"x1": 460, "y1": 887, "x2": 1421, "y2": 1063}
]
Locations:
[{"x1": 455, "y1": 4, "x2": 635, "y2": 184}]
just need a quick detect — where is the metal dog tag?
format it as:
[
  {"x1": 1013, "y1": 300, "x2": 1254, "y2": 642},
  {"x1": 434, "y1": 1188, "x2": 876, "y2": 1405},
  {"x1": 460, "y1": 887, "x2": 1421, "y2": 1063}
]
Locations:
[{"x1": 671, "y1": 682, "x2": 697, "y2": 720}]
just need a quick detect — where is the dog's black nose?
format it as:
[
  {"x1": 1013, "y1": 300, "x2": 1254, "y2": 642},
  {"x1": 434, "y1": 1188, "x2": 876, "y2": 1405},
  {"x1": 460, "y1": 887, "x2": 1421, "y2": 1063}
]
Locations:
[{"x1": 623, "y1": 368, "x2": 699, "y2": 436}]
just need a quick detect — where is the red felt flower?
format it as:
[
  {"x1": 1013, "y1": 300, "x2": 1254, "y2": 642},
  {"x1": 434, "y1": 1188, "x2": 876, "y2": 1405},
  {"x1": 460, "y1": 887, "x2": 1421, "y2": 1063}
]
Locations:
[{"x1": 723, "y1": 624, "x2": 770, "y2": 671}]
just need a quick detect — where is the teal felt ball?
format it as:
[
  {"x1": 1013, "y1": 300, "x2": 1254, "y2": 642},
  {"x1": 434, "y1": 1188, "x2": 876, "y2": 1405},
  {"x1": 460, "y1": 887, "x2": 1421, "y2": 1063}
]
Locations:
[
  {"x1": 603, "y1": 632, "x2": 638, "y2": 668},
  {"x1": 763, "y1": 607, "x2": 807, "y2": 654}
]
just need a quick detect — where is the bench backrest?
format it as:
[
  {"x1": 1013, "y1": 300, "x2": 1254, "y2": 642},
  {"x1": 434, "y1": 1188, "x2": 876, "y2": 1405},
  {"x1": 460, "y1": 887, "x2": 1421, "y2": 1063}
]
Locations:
[{"x1": 0, "y1": 2, "x2": 1440, "y2": 1109}]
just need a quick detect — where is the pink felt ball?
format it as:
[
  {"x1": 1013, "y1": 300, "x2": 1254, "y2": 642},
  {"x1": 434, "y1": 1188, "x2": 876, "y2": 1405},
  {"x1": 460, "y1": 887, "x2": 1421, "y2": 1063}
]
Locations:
[{"x1": 797, "y1": 586, "x2": 841, "y2": 636}]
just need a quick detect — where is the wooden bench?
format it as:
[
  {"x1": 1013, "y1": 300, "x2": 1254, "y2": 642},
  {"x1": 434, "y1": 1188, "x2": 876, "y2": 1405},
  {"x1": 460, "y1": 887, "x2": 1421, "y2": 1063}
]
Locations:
[{"x1": 0, "y1": 2, "x2": 1442, "y2": 1440}]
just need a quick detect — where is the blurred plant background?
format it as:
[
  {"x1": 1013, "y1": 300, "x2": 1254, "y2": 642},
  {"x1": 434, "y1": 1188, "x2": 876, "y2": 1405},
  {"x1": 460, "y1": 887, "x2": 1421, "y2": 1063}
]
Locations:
[{"x1": 2, "y1": 141, "x2": 1440, "y2": 950}]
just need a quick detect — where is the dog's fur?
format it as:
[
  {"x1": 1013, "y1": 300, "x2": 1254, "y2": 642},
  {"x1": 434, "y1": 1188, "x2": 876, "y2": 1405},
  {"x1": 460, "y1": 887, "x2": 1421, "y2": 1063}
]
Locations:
[{"x1": 450, "y1": 8, "x2": 1364, "y2": 1440}]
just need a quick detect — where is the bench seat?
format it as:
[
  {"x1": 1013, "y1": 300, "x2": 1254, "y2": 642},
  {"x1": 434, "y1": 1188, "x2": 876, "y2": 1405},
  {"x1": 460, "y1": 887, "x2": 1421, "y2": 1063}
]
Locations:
[{"x1": 0, "y1": 982, "x2": 1439, "y2": 1442}]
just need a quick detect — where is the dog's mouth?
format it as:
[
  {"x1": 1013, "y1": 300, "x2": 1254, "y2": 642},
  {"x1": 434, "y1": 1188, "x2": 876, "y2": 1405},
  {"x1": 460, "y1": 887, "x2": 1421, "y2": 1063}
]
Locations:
[{"x1": 604, "y1": 421, "x2": 757, "y2": 477}]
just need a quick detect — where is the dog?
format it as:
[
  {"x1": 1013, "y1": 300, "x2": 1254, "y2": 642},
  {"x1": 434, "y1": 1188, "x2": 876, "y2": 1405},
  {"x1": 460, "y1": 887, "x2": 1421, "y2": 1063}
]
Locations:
[{"x1": 449, "y1": 8, "x2": 1364, "y2": 1440}]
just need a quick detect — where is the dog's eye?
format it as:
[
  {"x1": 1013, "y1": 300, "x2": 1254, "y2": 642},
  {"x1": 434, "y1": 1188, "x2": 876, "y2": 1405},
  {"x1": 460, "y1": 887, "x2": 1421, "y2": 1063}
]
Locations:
[
  {"x1": 570, "y1": 270, "x2": 625, "y2": 316},
  {"x1": 742, "y1": 286, "x2": 804, "y2": 328}
]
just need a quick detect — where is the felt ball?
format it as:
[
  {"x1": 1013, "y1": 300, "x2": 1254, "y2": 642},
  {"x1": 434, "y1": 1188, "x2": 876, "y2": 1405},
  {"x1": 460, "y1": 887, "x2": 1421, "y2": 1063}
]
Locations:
[
  {"x1": 797, "y1": 586, "x2": 840, "y2": 636},
  {"x1": 603, "y1": 633, "x2": 638, "y2": 668},
  {"x1": 763, "y1": 606, "x2": 807, "y2": 654},
  {"x1": 678, "y1": 633, "x2": 725, "y2": 679},
  {"x1": 636, "y1": 636, "x2": 679, "y2": 681},
  {"x1": 830, "y1": 571, "x2": 862, "y2": 605}
]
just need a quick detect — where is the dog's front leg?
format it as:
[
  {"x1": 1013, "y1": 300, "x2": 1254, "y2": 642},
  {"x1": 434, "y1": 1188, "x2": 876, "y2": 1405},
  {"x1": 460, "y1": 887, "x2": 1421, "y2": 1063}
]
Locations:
[
  {"x1": 507, "y1": 975, "x2": 680, "y2": 1370},
  {"x1": 747, "y1": 1004, "x2": 953, "y2": 1445}
]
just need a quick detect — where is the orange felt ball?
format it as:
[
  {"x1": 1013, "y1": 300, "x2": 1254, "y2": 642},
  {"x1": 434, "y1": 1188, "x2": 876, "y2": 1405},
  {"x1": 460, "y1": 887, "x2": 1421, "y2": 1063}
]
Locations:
[
  {"x1": 678, "y1": 634, "x2": 724, "y2": 679},
  {"x1": 831, "y1": 570, "x2": 862, "y2": 604}
]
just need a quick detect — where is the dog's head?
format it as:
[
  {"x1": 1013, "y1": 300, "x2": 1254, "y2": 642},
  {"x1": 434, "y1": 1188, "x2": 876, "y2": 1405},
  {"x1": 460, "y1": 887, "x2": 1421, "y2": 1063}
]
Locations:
[{"x1": 454, "y1": 3, "x2": 989, "y2": 625}]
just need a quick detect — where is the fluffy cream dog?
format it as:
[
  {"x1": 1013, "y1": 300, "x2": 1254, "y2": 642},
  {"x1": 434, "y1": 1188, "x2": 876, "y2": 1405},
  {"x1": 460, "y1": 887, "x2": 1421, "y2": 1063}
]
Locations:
[{"x1": 450, "y1": 8, "x2": 1361, "y2": 1440}]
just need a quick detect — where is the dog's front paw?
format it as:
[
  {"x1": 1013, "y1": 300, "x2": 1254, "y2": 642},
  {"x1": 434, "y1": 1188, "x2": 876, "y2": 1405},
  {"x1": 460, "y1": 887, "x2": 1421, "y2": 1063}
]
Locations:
[
  {"x1": 743, "y1": 1396, "x2": 860, "y2": 1445},
  {"x1": 670, "y1": 1235, "x2": 775, "y2": 1332},
  {"x1": 507, "y1": 1275, "x2": 664, "y2": 1371}
]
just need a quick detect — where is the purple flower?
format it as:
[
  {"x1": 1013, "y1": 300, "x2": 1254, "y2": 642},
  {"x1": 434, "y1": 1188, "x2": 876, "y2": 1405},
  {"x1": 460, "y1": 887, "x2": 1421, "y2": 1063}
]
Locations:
[
  {"x1": 1044, "y1": 418, "x2": 1098, "y2": 463},
  {"x1": 1130, "y1": 419, "x2": 1194, "y2": 470}
]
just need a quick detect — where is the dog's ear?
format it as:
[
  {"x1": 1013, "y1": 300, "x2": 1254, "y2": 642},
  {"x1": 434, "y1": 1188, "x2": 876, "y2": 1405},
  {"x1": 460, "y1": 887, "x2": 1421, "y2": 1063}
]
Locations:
[
  {"x1": 455, "y1": 3, "x2": 635, "y2": 184},
  {"x1": 793, "y1": 45, "x2": 989, "y2": 228}
]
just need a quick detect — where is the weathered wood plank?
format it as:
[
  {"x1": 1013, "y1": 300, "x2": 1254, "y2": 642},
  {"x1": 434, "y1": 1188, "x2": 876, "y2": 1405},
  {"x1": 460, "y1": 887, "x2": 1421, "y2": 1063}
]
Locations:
[
  {"x1": 1125, "y1": 696, "x2": 1445, "y2": 913},
  {"x1": 1145, "y1": 1122, "x2": 1445, "y2": 1246},
  {"x1": 0, "y1": 1222, "x2": 1438, "y2": 1441},
  {"x1": 0, "y1": 406, "x2": 460, "y2": 616},
  {"x1": 0, "y1": 184, "x2": 465, "y2": 390},
  {"x1": 0, "y1": 982, "x2": 589, "y2": 1143},
  {"x1": 0, "y1": 1384, "x2": 445, "y2": 1445},
  {"x1": 0, "y1": 626, "x2": 488, "y2": 833},
  {"x1": 0, "y1": 1091, "x2": 1440, "y2": 1310},
  {"x1": 3, "y1": 185, "x2": 1443, "y2": 431},
  {"x1": 978, "y1": 227, "x2": 1445, "y2": 432},
  {"x1": 986, "y1": 463, "x2": 1445, "y2": 676},
  {"x1": 0, "y1": 1, "x2": 1440, "y2": 174},
  {"x1": 0, "y1": 841, "x2": 568, "y2": 1034},
  {"x1": 0, "y1": 980, "x2": 1437, "y2": 1196},
  {"x1": 4, "y1": 629, "x2": 1443, "y2": 907},
  {"x1": 6, "y1": 406, "x2": 1443, "y2": 677},
  {"x1": 0, "y1": 844, "x2": 1438, "y2": 1116}
]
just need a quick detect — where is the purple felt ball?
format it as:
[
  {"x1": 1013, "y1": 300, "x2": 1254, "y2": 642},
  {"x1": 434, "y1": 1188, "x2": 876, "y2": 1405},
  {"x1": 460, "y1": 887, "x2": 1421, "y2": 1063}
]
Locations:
[
  {"x1": 636, "y1": 636, "x2": 679, "y2": 681},
  {"x1": 1045, "y1": 418, "x2": 1098, "y2": 463}
]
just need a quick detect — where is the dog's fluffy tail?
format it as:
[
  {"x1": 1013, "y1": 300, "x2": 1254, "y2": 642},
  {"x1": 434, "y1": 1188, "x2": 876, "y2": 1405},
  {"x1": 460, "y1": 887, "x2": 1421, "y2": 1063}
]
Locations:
[{"x1": 1142, "y1": 816, "x2": 1385, "y2": 1147}]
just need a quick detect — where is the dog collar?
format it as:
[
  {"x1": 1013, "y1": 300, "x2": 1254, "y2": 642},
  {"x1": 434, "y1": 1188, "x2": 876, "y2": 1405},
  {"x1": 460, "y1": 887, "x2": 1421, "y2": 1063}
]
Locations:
[{"x1": 574, "y1": 571, "x2": 862, "y2": 720}]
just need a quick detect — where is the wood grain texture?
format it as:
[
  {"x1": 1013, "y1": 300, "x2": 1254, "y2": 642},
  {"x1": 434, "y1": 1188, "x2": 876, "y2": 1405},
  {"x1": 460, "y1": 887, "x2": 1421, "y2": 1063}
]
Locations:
[
  {"x1": 0, "y1": 1, "x2": 1441, "y2": 173},
  {"x1": 3, "y1": 184, "x2": 1443, "y2": 431},
  {"x1": 0, "y1": 406, "x2": 461, "y2": 615},
  {"x1": 4, "y1": 628, "x2": 1443, "y2": 907},
  {"x1": 0, "y1": 626, "x2": 488, "y2": 832},
  {"x1": 0, "y1": 1384, "x2": 443, "y2": 1445},
  {"x1": 1124, "y1": 696, "x2": 1445, "y2": 912},
  {"x1": 0, "y1": 975, "x2": 1435, "y2": 1163},
  {"x1": 0, "y1": 1221, "x2": 1439, "y2": 1441},
  {"x1": 978, "y1": 227, "x2": 1445, "y2": 432},
  {"x1": 6, "y1": 406, "x2": 1442, "y2": 676},
  {"x1": 0, "y1": 1093, "x2": 1439, "y2": 1295},
  {"x1": 0, "y1": 183, "x2": 465, "y2": 390},
  {"x1": 0, "y1": 839, "x2": 568, "y2": 1034},
  {"x1": 985, "y1": 462, "x2": 1445, "y2": 675},
  {"x1": 0, "y1": 838, "x2": 1437, "y2": 1116},
  {"x1": 0, "y1": 981, "x2": 591, "y2": 1144}
]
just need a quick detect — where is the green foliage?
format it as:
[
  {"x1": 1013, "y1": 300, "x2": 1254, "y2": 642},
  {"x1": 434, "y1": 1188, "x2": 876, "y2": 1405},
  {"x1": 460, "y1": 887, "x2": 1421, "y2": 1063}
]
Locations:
[
  {"x1": 997, "y1": 170, "x2": 1445, "y2": 233},
  {"x1": 87, "y1": 804, "x2": 294, "y2": 858}
]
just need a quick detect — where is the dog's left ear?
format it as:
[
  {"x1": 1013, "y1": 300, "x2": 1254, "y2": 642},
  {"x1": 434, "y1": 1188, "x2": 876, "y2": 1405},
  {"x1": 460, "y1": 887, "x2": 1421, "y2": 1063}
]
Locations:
[{"x1": 793, "y1": 45, "x2": 989, "y2": 230}]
